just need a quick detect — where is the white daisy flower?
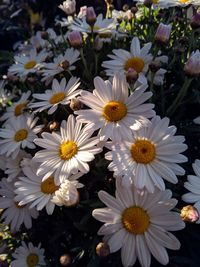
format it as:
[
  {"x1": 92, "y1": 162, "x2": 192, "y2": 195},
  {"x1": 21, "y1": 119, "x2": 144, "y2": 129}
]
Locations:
[
  {"x1": 69, "y1": 13, "x2": 116, "y2": 35},
  {"x1": 105, "y1": 116, "x2": 188, "y2": 192},
  {"x1": 182, "y1": 159, "x2": 200, "y2": 224},
  {"x1": 75, "y1": 73, "x2": 155, "y2": 142},
  {"x1": 0, "y1": 114, "x2": 42, "y2": 159},
  {"x1": 29, "y1": 77, "x2": 81, "y2": 114},
  {"x1": 14, "y1": 159, "x2": 59, "y2": 215},
  {"x1": 5, "y1": 151, "x2": 32, "y2": 182},
  {"x1": 0, "y1": 91, "x2": 31, "y2": 122},
  {"x1": 52, "y1": 178, "x2": 83, "y2": 207},
  {"x1": 0, "y1": 80, "x2": 13, "y2": 108},
  {"x1": 92, "y1": 179, "x2": 185, "y2": 267},
  {"x1": 102, "y1": 37, "x2": 152, "y2": 85},
  {"x1": 8, "y1": 48, "x2": 48, "y2": 78},
  {"x1": 33, "y1": 115, "x2": 101, "y2": 185},
  {"x1": 11, "y1": 241, "x2": 45, "y2": 267},
  {"x1": 0, "y1": 178, "x2": 38, "y2": 232},
  {"x1": 40, "y1": 48, "x2": 80, "y2": 85}
]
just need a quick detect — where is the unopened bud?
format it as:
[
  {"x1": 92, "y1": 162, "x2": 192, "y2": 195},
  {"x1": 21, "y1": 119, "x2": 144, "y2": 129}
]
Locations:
[
  {"x1": 184, "y1": 50, "x2": 200, "y2": 76},
  {"x1": 181, "y1": 205, "x2": 199, "y2": 223},
  {"x1": 126, "y1": 68, "x2": 138, "y2": 84},
  {"x1": 40, "y1": 31, "x2": 49, "y2": 40},
  {"x1": 190, "y1": 12, "x2": 200, "y2": 29},
  {"x1": 59, "y1": 0, "x2": 76, "y2": 15},
  {"x1": 49, "y1": 121, "x2": 59, "y2": 131},
  {"x1": 59, "y1": 60, "x2": 70, "y2": 70},
  {"x1": 149, "y1": 60, "x2": 161, "y2": 73},
  {"x1": 70, "y1": 98, "x2": 83, "y2": 111},
  {"x1": 94, "y1": 36, "x2": 103, "y2": 51},
  {"x1": 86, "y1": 7, "x2": 97, "y2": 26},
  {"x1": 59, "y1": 254, "x2": 71, "y2": 266},
  {"x1": 131, "y1": 6, "x2": 138, "y2": 15},
  {"x1": 96, "y1": 242, "x2": 110, "y2": 257},
  {"x1": 155, "y1": 23, "x2": 172, "y2": 44},
  {"x1": 68, "y1": 31, "x2": 83, "y2": 49},
  {"x1": 144, "y1": 0, "x2": 153, "y2": 8}
]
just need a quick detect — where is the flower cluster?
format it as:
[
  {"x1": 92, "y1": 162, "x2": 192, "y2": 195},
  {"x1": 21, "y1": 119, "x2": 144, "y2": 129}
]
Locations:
[{"x1": 0, "y1": 0, "x2": 200, "y2": 266}]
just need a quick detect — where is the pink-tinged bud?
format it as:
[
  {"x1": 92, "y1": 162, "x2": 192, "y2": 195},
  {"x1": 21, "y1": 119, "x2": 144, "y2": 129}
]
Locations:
[
  {"x1": 126, "y1": 68, "x2": 138, "y2": 84},
  {"x1": 68, "y1": 31, "x2": 83, "y2": 48},
  {"x1": 94, "y1": 36, "x2": 103, "y2": 51},
  {"x1": 155, "y1": 23, "x2": 172, "y2": 44},
  {"x1": 78, "y1": 6, "x2": 87, "y2": 17},
  {"x1": 59, "y1": 254, "x2": 71, "y2": 266},
  {"x1": 184, "y1": 50, "x2": 200, "y2": 76},
  {"x1": 86, "y1": 7, "x2": 97, "y2": 26},
  {"x1": 59, "y1": 0, "x2": 76, "y2": 16},
  {"x1": 96, "y1": 242, "x2": 110, "y2": 257},
  {"x1": 181, "y1": 205, "x2": 199, "y2": 223},
  {"x1": 190, "y1": 12, "x2": 200, "y2": 29}
]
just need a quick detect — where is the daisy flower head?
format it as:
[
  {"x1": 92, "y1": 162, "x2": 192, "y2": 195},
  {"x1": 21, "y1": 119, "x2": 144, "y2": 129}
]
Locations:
[
  {"x1": 8, "y1": 48, "x2": 48, "y2": 79},
  {"x1": 14, "y1": 158, "x2": 59, "y2": 215},
  {"x1": 92, "y1": 179, "x2": 185, "y2": 267},
  {"x1": 68, "y1": 13, "x2": 116, "y2": 35},
  {"x1": 5, "y1": 150, "x2": 32, "y2": 182},
  {"x1": 105, "y1": 116, "x2": 188, "y2": 192},
  {"x1": 40, "y1": 48, "x2": 80, "y2": 85},
  {"x1": 11, "y1": 241, "x2": 45, "y2": 267},
  {"x1": 75, "y1": 73, "x2": 155, "y2": 142},
  {"x1": 0, "y1": 178, "x2": 38, "y2": 232},
  {"x1": 33, "y1": 115, "x2": 102, "y2": 185},
  {"x1": 0, "y1": 91, "x2": 31, "y2": 122},
  {"x1": 102, "y1": 37, "x2": 153, "y2": 85},
  {"x1": 29, "y1": 77, "x2": 81, "y2": 114},
  {"x1": 182, "y1": 159, "x2": 200, "y2": 224},
  {"x1": 0, "y1": 114, "x2": 42, "y2": 159}
]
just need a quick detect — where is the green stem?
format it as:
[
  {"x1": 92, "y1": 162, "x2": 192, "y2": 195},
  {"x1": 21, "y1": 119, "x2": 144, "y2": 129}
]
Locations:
[
  {"x1": 80, "y1": 48, "x2": 91, "y2": 80},
  {"x1": 166, "y1": 78, "x2": 193, "y2": 117}
]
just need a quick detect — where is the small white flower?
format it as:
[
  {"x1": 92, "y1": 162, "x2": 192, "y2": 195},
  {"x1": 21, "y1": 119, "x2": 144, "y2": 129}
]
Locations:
[
  {"x1": 11, "y1": 241, "x2": 45, "y2": 267},
  {"x1": 0, "y1": 114, "x2": 42, "y2": 159},
  {"x1": 59, "y1": 0, "x2": 76, "y2": 15},
  {"x1": 93, "y1": 179, "x2": 184, "y2": 267},
  {"x1": 29, "y1": 77, "x2": 81, "y2": 114},
  {"x1": 33, "y1": 115, "x2": 101, "y2": 185},
  {"x1": 106, "y1": 116, "x2": 188, "y2": 192}
]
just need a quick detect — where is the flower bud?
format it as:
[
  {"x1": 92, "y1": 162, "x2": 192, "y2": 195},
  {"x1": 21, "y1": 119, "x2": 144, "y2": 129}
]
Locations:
[
  {"x1": 184, "y1": 50, "x2": 200, "y2": 76},
  {"x1": 59, "y1": 0, "x2": 76, "y2": 15},
  {"x1": 190, "y1": 12, "x2": 200, "y2": 29},
  {"x1": 144, "y1": 0, "x2": 153, "y2": 8},
  {"x1": 40, "y1": 31, "x2": 49, "y2": 40},
  {"x1": 59, "y1": 254, "x2": 71, "y2": 266},
  {"x1": 126, "y1": 68, "x2": 138, "y2": 84},
  {"x1": 181, "y1": 205, "x2": 199, "y2": 223},
  {"x1": 59, "y1": 60, "x2": 70, "y2": 70},
  {"x1": 68, "y1": 31, "x2": 83, "y2": 49},
  {"x1": 94, "y1": 36, "x2": 103, "y2": 51},
  {"x1": 149, "y1": 60, "x2": 161, "y2": 73},
  {"x1": 96, "y1": 242, "x2": 110, "y2": 257},
  {"x1": 155, "y1": 23, "x2": 172, "y2": 44},
  {"x1": 70, "y1": 97, "x2": 83, "y2": 111},
  {"x1": 86, "y1": 7, "x2": 97, "y2": 26}
]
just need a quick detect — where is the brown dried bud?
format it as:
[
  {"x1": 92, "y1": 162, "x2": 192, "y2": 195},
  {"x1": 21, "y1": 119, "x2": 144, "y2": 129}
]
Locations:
[
  {"x1": 59, "y1": 60, "x2": 70, "y2": 70},
  {"x1": 181, "y1": 205, "x2": 199, "y2": 223},
  {"x1": 49, "y1": 121, "x2": 59, "y2": 131},
  {"x1": 40, "y1": 31, "x2": 49, "y2": 40},
  {"x1": 149, "y1": 60, "x2": 161, "y2": 73},
  {"x1": 70, "y1": 98, "x2": 83, "y2": 111},
  {"x1": 131, "y1": 6, "x2": 138, "y2": 14},
  {"x1": 59, "y1": 254, "x2": 71, "y2": 266},
  {"x1": 96, "y1": 242, "x2": 110, "y2": 257}
]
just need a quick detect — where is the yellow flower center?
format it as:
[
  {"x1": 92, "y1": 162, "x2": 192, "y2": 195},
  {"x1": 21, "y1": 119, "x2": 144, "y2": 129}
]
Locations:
[
  {"x1": 89, "y1": 25, "x2": 100, "y2": 31},
  {"x1": 49, "y1": 92, "x2": 65, "y2": 105},
  {"x1": 131, "y1": 139, "x2": 156, "y2": 164},
  {"x1": 124, "y1": 57, "x2": 145, "y2": 73},
  {"x1": 59, "y1": 141, "x2": 78, "y2": 160},
  {"x1": 24, "y1": 60, "x2": 37, "y2": 69},
  {"x1": 152, "y1": 0, "x2": 159, "y2": 3},
  {"x1": 179, "y1": 0, "x2": 188, "y2": 3},
  {"x1": 122, "y1": 206, "x2": 150, "y2": 234},
  {"x1": 14, "y1": 102, "x2": 27, "y2": 116},
  {"x1": 26, "y1": 253, "x2": 39, "y2": 267},
  {"x1": 14, "y1": 129, "x2": 28, "y2": 142},
  {"x1": 40, "y1": 177, "x2": 59, "y2": 194},
  {"x1": 103, "y1": 101, "x2": 127, "y2": 122}
]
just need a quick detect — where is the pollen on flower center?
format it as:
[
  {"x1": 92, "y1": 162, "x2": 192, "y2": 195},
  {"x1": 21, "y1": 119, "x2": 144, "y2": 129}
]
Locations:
[
  {"x1": 124, "y1": 57, "x2": 145, "y2": 73},
  {"x1": 26, "y1": 253, "x2": 39, "y2": 267},
  {"x1": 14, "y1": 129, "x2": 28, "y2": 142},
  {"x1": 122, "y1": 206, "x2": 150, "y2": 234},
  {"x1": 131, "y1": 139, "x2": 156, "y2": 164},
  {"x1": 49, "y1": 92, "x2": 65, "y2": 104},
  {"x1": 40, "y1": 177, "x2": 59, "y2": 194},
  {"x1": 180, "y1": 0, "x2": 188, "y2": 3},
  {"x1": 14, "y1": 102, "x2": 27, "y2": 116},
  {"x1": 24, "y1": 60, "x2": 37, "y2": 69},
  {"x1": 59, "y1": 141, "x2": 78, "y2": 160},
  {"x1": 103, "y1": 101, "x2": 127, "y2": 122}
]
